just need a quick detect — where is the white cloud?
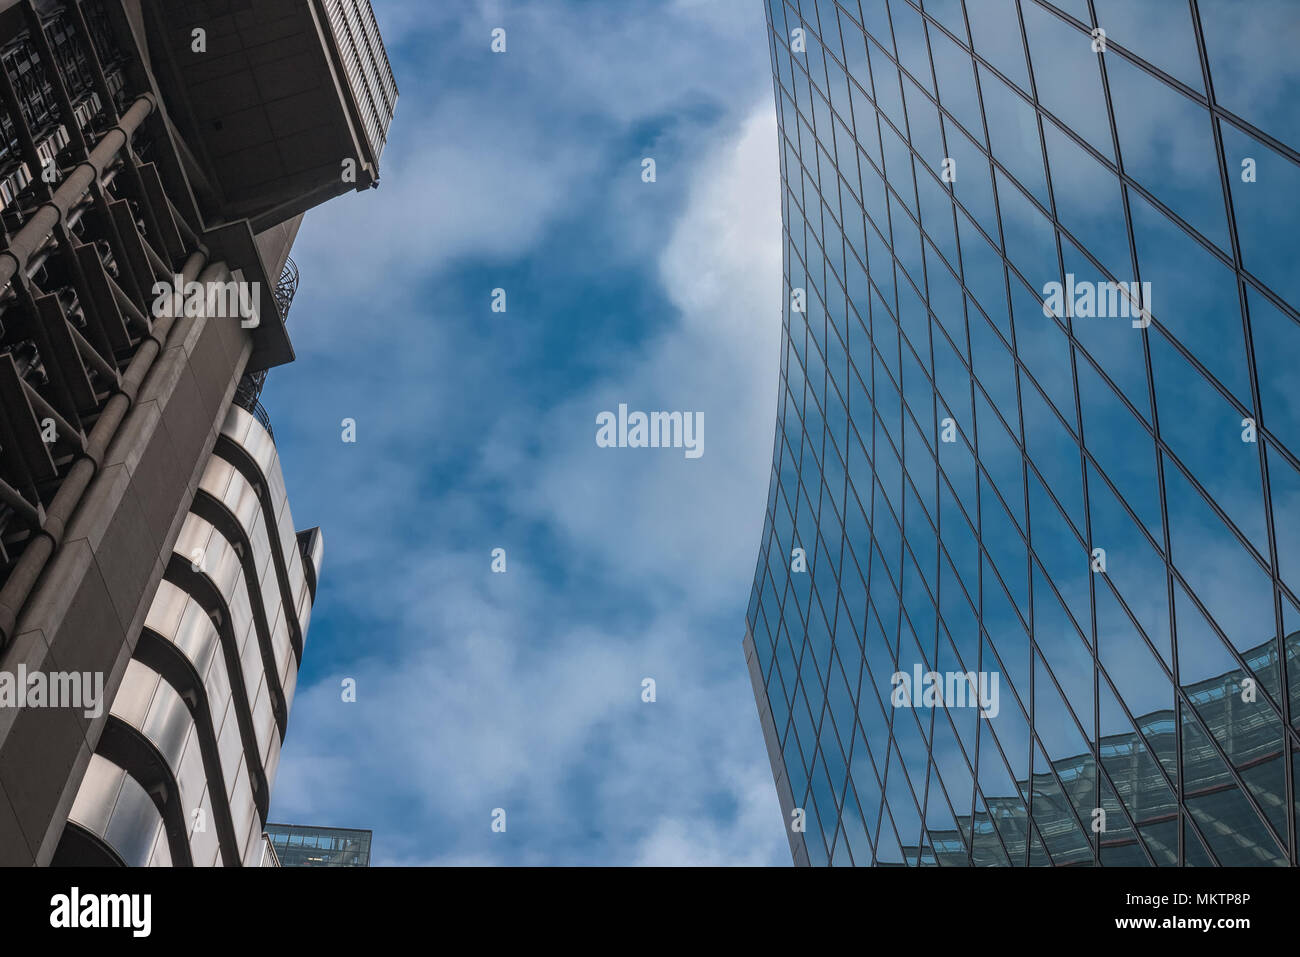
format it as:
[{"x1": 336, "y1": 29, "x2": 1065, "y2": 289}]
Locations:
[
  {"x1": 269, "y1": 3, "x2": 790, "y2": 866},
  {"x1": 633, "y1": 765, "x2": 789, "y2": 867},
  {"x1": 491, "y1": 105, "x2": 783, "y2": 611},
  {"x1": 288, "y1": 0, "x2": 771, "y2": 307}
]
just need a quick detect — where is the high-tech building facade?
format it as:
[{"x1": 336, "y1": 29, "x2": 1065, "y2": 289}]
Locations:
[
  {"x1": 55, "y1": 406, "x2": 324, "y2": 865},
  {"x1": 0, "y1": 0, "x2": 395, "y2": 865},
  {"x1": 745, "y1": 0, "x2": 1300, "y2": 866},
  {"x1": 265, "y1": 822, "x2": 372, "y2": 867}
]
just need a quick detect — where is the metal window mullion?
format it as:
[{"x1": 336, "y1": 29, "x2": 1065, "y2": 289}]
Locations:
[
  {"x1": 1189, "y1": 0, "x2": 1297, "y2": 867},
  {"x1": 1080, "y1": 0, "x2": 1188, "y2": 864}
]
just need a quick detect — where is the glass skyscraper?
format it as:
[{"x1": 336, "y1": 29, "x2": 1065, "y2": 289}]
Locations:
[{"x1": 744, "y1": 0, "x2": 1300, "y2": 866}]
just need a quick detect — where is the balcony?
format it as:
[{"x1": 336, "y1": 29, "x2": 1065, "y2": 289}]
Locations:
[
  {"x1": 138, "y1": 0, "x2": 398, "y2": 232},
  {"x1": 274, "y1": 256, "x2": 299, "y2": 321},
  {"x1": 231, "y1": 257, "x2": 300, "y2": 441}
]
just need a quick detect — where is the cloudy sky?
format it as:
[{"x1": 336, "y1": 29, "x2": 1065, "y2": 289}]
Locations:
[{"x1": 260, "y1": 0, "x2": 791, "y2": 865}]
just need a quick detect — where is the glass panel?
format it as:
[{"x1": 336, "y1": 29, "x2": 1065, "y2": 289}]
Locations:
[
  {"x1": 1151, "y1": 333, "x2": 1268, "y2": 556},
  {"x1": 1021, "y1": 376, "x2": 1083, "y2": 530},
  {"x1": 1106, "y1": 53, "x2": 1229, "y2": 252},
  {"x1": 997, "y1": 173, "x2": 1056, "y2": 295},
  {"x1": 1098, "y1": 777, "x2": 1149, "y2": 866},
  {"x1": 929, "y1": 19, "x2": 983, "y2": 139},
  {"x1": 1012, "y1": 282, "x2": 1075, "y2": 425},
  {"x1": 1021, "y1": 0, "x2": 1112, "y2": 161},
  {"x1": 979, "y1": 65, "x2": 1049, "y2": 206},
  {"x1": 1249, "y1": 286, "x2": 1300, "y2": 456},
  {"x1": 921, "y1": 0, "x2": 968, "y2": 41},
  {"x1": 889, "y1": 0, "x2": 933, "y2": 92},
  {"x1": 1129, "y1": 190, "x2": 1252, "y2": 404},
  {"x1": 1163, "y1": 456, "x2": 1275, "y2": 664},
  {"x1": 1064, "y1": 238, "x2": 1152, "y2": 423},
  {"x1": 1267, "y1": 445, "x2": 1300, "y2": 598},
  {"x1": 1029, "y1": 471, "x2": 1091, "y2": 632},
  {"x1": 1199, "y1": 0, "x2": 1300, "y2": 152},
  {"x1": 946, "y1": 119, "x2": 998, "y2": 239},
  {"x1": 1042, "y1": 121, "x2": 1128, "y2": 281},
  {"x1": 1181, "y1": 709, "x2": 1287, "y2": 864},
  {"x1": 967, "y1": 0, "x2": 1031, "y2": 93},
  {"x1": 1087, "y1": 461, "x2": 1171, "y2": 666},
  {"x1": 1098, "y1": 675, "x2": 1176, "y2": 861},
  {"x1": 1221, "y1": 121, "x2": 1300, "y2": 314},
  {"x1": 1092, "y1": 0, "x2": 1205, "y2": 90},
  {"x1": 1031, "y1": 738, "x2": 1093, "y2": 865},
  {"x1": 870, "y1": 39, "x2": 907, "y2": 132}
]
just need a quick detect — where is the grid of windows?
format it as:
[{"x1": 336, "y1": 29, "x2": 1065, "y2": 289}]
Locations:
[
  {"x1": 745, "y1": 0, "x2": 1300, "y2": 865},
  {"x1": 264, "y1": 824, "x2": 373, "y2": 867}
]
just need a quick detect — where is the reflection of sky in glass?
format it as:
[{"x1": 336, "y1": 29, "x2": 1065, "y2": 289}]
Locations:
[{"x1": 747, "y1": 0, "x2": 1300, "y2": 866}]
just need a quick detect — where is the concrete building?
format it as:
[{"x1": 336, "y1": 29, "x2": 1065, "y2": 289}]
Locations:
[{"x1": 0, "y1": 0, "x2": 395, "y2": 865}]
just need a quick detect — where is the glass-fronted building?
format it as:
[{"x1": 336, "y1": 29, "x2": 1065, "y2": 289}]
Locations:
[
  {"x1": 265, "y1": 824, "x2": 373, "y2": 867},
  {"x1": 745, "y1": 0, "x2": 1300, "y2": 866}
]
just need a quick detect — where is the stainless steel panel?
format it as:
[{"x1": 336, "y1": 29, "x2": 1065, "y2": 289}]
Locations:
[
  {"x1": 66, "y1": 752, "x2": 126, "y2": 839},
  {"x1": 144, "y1": 579, "x2": 189, "y2": 640},
  {"x1": 69, "y1": 754, "x2": 168, "y2": 869},
  {"x1": 109, "y1": 660, "x2": 161, "y2": 729},
  {"x1": 172, "y1": 599, "x2": 220, "y2": 679},
  {"x1": 136, "y1": 669, "x2": 192, "y2": 775},
  {"x1": 197, "y1": 453, "x2": 234, "y2": 504}
]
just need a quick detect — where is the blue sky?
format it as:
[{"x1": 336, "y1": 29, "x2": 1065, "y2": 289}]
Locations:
[{"x1": 260, "y1": 0, "x2": 790, "y2": 865}]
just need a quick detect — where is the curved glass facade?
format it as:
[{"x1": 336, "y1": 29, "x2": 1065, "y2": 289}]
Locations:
[{"x1": 745, "y1": 0, "x2": 1300, "y2": 866}]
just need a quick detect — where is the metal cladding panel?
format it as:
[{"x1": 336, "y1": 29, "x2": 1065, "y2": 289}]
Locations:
[
  {"x1": 56, "y1": 405, "x2": 320, "y2": 866},
  {"x1": 66, "y1": 754, "x2": 166, "y2": 868},
  {"x1": 321, "y1": 0, "x2": 398, "y2": 163}
]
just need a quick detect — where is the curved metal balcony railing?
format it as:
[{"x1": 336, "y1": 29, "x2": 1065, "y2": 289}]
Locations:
[
  {"x1": 274, "y1": 256, "x2": 299, "y2": 321},
  {"x1": 231, "y1": 257, "x2": 299, "y2": 440},
  {"x1": 232, "y1": 373, "x2": 274, "y2": 439}
]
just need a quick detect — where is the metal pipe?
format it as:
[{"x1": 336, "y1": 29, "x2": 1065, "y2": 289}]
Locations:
[
  {"x1": 19, "y1": 379, "x2": 85, "y2": 453},
  {"x1": 0, "y1": 92, "x2": 155, "y2": 294},
  {"x1": 0, "y1": 476, "x2": 40, "y2": 528},
  {"x1": 0, "y1": 239, "x2": 208, "y2": 644}
]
